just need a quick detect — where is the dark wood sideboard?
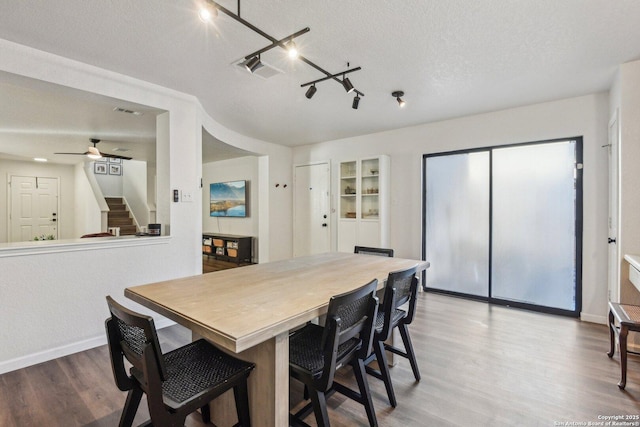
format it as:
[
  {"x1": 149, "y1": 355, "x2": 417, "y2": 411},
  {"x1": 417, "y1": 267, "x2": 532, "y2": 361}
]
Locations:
[{"x1": 202, "y1": 233, "x2": 252, "y2": 264}]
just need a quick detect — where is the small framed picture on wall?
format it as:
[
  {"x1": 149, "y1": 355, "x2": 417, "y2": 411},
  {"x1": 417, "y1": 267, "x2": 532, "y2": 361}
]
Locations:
[
  {"x1": 109, "y1": 164, "x2": 122, "y2": 176},
  {"x1": 94, "y1": 163, "x2": 107, "y2": 174},
  {"x1": 108, "y1": 157, "x2": 121, "y2": 164}
]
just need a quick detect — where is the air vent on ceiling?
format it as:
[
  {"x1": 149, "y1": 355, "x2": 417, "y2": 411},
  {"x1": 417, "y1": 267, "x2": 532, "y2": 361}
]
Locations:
[
  {"x1": 113, "y1": 107, "x2": 144, "y2": 116},
  {"x1": 112, "y1": 147, "x2": 131, "y2": 152},
  {"x1": 235, "y1": 58, "x2": 284, "y2": 79}
]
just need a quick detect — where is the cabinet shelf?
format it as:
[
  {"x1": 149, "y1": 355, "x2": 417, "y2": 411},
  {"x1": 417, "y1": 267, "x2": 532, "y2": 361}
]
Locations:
[
  {"x1": 337, "y1": 156, "x2": 389, "y2": 251},
  {"x1": 202, "y1": 233, "x2": 252, "y2": 265}
]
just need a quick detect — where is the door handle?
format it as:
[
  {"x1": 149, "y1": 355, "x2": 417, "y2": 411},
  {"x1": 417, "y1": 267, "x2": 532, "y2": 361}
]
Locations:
[
  {"x1": 322, "y1": 223, "x2": 327, "y2": 227},
  {"x1": 51, "y1": 218, "x2": 57, "y2": 222},
  {"x1": 608, "y1": 237, "x2": 616, "y2": 244}
]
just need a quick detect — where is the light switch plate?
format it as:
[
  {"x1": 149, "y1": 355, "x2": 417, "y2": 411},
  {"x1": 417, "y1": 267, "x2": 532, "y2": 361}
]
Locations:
[{"x1": 181, "y1": 191, "x2": 193, "y2": 202}]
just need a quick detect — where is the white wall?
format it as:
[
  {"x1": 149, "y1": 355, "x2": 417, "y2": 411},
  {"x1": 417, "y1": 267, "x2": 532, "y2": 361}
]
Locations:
[
  {"x1": 202, "y1": 156, "x2": 259, "y2": 261},
  {"x1": 293, "y1": 93, "x2": 610, "y2": 323},
  {"x1": 198, "y1": 108, "x2": 293, "y2": 263},
  {"x1": 123, "y1": 160, "x2": 150, "y2": 228},
  {"x1": 94, "y1": 164, "x2": 123, "y2": 196},
  {"x1": 73, "y1": 163, "x2": 102, "y2": 236},
  {"x1": 616, "y1": 59, "x2": 640, "y2": 306},
  {"x1": 0, "y1": 39, "x2": 293, "y2": 373},
  {"x1": 0, "y1": 159, "x2": 76, "y2": 242}
]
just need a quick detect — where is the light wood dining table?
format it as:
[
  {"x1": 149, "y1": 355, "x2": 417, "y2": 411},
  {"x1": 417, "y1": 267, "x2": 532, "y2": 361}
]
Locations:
[{"x1": 125, "y1": 252, "x2": 429, "y2": 427}]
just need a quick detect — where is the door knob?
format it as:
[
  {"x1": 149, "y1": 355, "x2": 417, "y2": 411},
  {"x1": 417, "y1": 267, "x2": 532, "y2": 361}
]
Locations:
[
  {"x1": 322, "y1": 223, "x2": 327, "y2": 227},
  {"x1": 52, "y1": 218, "x2": 57, "y2": 222},
  {"x1": 608, "y1": 237, "x2": 616, "y2": 244}
]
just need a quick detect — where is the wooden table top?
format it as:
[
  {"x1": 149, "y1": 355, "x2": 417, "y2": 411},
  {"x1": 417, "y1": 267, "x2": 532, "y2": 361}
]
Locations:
[{"x1": 125, "y1": 252, "x2": 429, "y2": 353}]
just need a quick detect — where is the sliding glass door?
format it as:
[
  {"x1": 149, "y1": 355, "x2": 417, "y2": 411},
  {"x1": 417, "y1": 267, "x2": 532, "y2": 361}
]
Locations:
[
  {"x1": 423, "y1": 139, "x2": 582, "y2": 316},
  {"x1": 424, "y1": 151, "x2": 490, "y2": 297}
]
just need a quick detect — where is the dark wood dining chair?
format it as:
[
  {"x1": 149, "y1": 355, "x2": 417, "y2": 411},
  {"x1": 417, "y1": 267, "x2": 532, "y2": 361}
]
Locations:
[
  {"x1": 289, "y1": 279, "x2": 380, "y2": 427},
  {"x1": 105, "y1": 296, "x2": 255, "y2": 427},
  {"x1": 354, "y1": 246, "x2": 394, "y2": 257},
  {"x1": 364, "y1": 265, "x2": 420, "y2": 407}
]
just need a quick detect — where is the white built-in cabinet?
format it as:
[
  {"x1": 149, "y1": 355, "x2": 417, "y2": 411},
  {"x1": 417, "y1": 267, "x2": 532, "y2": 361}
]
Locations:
[{"x1": 337, "y1": 155, "x2": 390, "y2": 252}]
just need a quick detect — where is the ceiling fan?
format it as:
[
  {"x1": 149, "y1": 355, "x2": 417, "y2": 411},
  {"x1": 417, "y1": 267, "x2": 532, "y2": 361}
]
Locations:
[{"x1": 55, "y1": 138, "x2": 132, "y2": 160}]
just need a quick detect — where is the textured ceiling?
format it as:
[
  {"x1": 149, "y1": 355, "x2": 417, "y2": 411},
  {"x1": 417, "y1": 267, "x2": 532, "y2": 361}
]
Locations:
[{"x1": 1, "y1": 0, "x2": 640, "y2": 147}]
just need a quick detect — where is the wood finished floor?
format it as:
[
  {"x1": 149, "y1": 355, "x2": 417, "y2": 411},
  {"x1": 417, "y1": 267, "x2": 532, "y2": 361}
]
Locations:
[{"x1": 2, "y1": 278, "x2": 639, "y2": 426}]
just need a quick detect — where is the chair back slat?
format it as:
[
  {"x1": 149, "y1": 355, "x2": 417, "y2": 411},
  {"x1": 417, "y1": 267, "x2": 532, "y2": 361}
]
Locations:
[
  {"x1": 323, "y1": 279, "x2": 378, "y2": 347},
  {"x1": 378, "y1": 266, "x2": 419, "y2": 340},
  {"x1": 354, "y1": 246, "x2": 394, "y2": 257},
  {"x1": 317, "y1": 279, "x2": 378, "y2": 390},
  {"x1": 388, "y1": 268, "x2": 415, "y2": 308},
  {"x1": 106, "y1": 296, "x2": 168, "y2": 381}
]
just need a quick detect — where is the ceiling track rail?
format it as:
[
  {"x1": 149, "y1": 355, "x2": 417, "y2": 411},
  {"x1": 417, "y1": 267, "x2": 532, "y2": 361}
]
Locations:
[{"x1": 206, "y1": 0, "x2": 364, "y2": 97}]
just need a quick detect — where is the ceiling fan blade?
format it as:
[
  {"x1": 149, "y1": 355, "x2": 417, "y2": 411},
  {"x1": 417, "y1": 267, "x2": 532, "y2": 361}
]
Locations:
[
  {"x1": 100, "y1": 152, "x2": 132, "y2": 161},
  {"x1": 53, "y1": 152, "x2": 88, "y2": 155}
]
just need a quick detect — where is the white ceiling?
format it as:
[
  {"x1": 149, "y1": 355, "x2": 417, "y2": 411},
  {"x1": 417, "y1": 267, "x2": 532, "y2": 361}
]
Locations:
[{"x1": 1, "y1": 0, "x2": 640, "y2": 148}]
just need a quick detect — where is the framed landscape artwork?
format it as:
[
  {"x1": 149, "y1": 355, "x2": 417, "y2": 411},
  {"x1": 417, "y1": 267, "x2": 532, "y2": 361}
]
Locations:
[{"x1": 210, "y1": 180, "x2": 247, "y2": 217}]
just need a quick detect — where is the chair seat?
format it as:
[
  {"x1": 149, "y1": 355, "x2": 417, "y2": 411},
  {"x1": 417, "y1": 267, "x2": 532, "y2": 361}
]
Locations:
[
  {"x1": 375, "y1": 308, "x2": 406, "y2": 333},
  {"x1": 289, "y1": 323, "x2": 361, "y2": 376},
  {"x1": 151, "y1": 339, "x2": 254, "y2": 409}
]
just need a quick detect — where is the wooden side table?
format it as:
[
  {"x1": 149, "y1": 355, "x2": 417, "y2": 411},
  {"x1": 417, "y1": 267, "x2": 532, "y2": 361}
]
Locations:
[{"x1": 607, "y1": 301, "x2": 640, "y2": 389}]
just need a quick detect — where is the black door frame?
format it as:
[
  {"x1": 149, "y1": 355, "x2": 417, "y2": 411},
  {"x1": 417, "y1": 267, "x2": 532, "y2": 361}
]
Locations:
[{"x1": 421, "y1": 137, "x2": 583, "y2": 317}]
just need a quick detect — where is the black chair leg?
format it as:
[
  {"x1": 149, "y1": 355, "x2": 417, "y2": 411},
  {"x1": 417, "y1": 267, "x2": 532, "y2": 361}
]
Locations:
[
  {"x1": 308, "y1": 387, "x2": 330, "y2": 427},
  {"x1": 233, "y1": 379, "x2": 252, "y2": 427},
  {"x1": 201, "y1": 404, "x2": 211, "y2": 424},
  {"x1": 399, "y1": 323, "x2": 420, "y2": 381},
  {"x1": 352, "y1": 358, "x2": 378, "y2": 427},
  {"x1": 373, "y1": 339, "x2": 397, "y2": 407},
  {"x1": 119, "y1": 388, "x2": 143, "y2": 427}
]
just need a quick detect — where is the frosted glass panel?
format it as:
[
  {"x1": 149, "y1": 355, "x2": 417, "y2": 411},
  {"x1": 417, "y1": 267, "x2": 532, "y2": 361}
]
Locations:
[
  {"x1": 425, "y1": 152, "x2": 490, "y2": 296},
  {"x1": 492, "y1": 141, "x2": 576, "y2": 310}
]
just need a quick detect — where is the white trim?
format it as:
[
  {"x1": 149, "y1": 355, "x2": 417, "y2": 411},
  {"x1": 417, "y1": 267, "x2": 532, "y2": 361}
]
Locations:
[
  {"x1": 0, "y1": 317, "x2": 176, "y2": 375},
  {"x1": 0, "y1": 235, "x2": 171, "y2": 258},
  {"x1": 580, "y1": 312, "x2": 607, "y2": 325}
]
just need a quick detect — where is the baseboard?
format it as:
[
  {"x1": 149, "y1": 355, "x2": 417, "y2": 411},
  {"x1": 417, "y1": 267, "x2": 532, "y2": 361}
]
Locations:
[
  {"x1": 0, "y1": 317, "x2": 176, "y2": 375},
  {"x1": 581, "y1": 312, "x2": 607, "y2": 325}
]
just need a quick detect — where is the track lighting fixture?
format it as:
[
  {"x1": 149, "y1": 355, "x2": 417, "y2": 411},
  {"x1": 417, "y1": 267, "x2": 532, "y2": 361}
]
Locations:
[
  {"x1": 201, "y1": 1, "x2": 365, "y2": 106},
  {"x1": 305, "y1": 85, "x2": 317, "y2": 99},
  {"x1": 245, "y1": 55, "x2": 262, "y2": 73},
  {"x1": 392, "y1": 91, "x2": 406, "y2": 108},
  {"x1": 342, "y1": 77, "x2": 355, "y2": 93},
  {"x1": 301, "y1": 67, "x2": 363, "y2": 104},
  {"x1": 352, "y1": 95, "x2": 360, "y2": 110}
]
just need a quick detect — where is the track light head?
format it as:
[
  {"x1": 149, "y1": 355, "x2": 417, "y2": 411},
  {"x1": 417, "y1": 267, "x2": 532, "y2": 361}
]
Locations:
[
  {"x1": 198, "y1": 3, "x2": 217, "y2": 22},
  {"x1": 245, "y1": 55, "x2": 263, "y2": 73},
  {"x1": 342, "y1": 77, "x2": 355, "y2": 93},
  {"x1": 352, "y1": 95, "x2": 360, "y2": 110},
  {"x1": 286, "y1": 40, "x2": 299, "y2": 59},
  {"x1": 392, "y1": 91, "x2": 406, "y2": 108},
  {"x1": 305, "y1": 85, "x2": 317, "y2": 99}
]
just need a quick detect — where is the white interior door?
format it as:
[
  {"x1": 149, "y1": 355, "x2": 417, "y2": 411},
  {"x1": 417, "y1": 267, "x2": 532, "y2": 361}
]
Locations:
[
  {"x1": 10, "y1": 176, "x2": 59, "y2": 242},
  {"x1": 293, "y1": 163, "x2": 330, "y2": 257},
  {"x1": 608, "y1": 111, "x2": 620, "y2": 303}
]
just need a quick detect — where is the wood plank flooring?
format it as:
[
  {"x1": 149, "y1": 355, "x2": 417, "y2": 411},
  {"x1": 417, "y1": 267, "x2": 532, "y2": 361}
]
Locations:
[{"x1": 1, "y1": 289, "x2": 639, "y2": 426}]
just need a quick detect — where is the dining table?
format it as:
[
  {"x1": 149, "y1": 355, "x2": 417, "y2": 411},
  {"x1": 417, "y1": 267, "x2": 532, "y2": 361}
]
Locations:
[{"x1": 125, "y1": 251, "x2": 430, "y2": 426}]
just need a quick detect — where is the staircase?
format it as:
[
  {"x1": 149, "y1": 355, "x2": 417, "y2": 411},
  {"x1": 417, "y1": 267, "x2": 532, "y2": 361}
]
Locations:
[{"x1": 105, "y1": 197, "x2": 137, "y2": 236}]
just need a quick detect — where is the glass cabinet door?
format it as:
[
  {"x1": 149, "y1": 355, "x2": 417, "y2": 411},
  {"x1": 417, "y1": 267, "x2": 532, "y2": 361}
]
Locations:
[
  {"x1": 339, "y1": 161, "x2": 357, "y2": 219},
  {"x1": 360, "y1": 158, "x2": 379, "y2": 219}
]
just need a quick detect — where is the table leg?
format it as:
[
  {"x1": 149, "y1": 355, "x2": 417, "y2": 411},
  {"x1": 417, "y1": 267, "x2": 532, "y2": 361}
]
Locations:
[{"x1": 207, "y1": 332, "x2": 290, "y2": 427}]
